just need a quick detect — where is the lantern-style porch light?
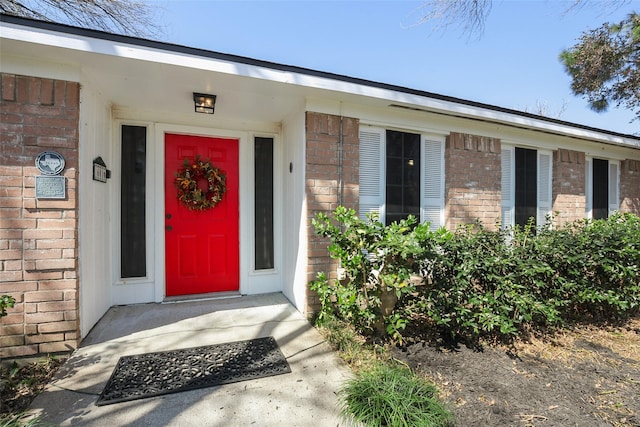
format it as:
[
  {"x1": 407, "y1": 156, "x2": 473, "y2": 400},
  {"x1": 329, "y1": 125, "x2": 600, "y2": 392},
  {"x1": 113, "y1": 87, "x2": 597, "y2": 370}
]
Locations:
[{"x1": 193, "y1": 92, "x2": 216, "y2": 114}]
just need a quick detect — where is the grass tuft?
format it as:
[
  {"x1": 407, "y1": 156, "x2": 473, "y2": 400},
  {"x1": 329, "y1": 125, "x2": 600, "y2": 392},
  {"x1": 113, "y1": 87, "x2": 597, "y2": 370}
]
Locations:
[
  {"x1": 316, "y1": 314, "x2": 452, "y2": 426},
  {"x1": 0, "y1": 413, "x2": 41, "y2": 427},
  {"x1": 339, "y1": 363, "x2": 452, "y2": 427}
]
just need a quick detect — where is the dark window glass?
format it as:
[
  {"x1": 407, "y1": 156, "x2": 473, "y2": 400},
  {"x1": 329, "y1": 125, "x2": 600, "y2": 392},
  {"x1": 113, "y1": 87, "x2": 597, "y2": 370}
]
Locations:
[
  {"x1": 515, "y1": 147, "x2": 537, "y2": 228},
  {"x1": 593, "y1": 158, "x2": 609, "y2": 220},
  {"x1": 385, "y1": 130, "x2": 420, "y2": 225},
  {"x1": 121, "y1": 125, "x2": 146, "y2": 278},
  {"x1": 255, "y1": 137, "x2": 274, "y2": 270}
]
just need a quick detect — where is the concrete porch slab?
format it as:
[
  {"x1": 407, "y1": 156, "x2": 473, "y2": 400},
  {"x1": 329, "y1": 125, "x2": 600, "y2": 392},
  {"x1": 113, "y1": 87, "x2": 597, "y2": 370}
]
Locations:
[{"x1": 28, "y1": 293, "x2": 353, "y2": 426}]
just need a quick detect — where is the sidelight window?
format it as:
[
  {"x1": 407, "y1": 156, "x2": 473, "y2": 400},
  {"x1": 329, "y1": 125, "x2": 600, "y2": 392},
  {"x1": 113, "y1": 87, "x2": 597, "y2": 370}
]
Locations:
[
  {"x1": 120, "y1": 125, "x2": 147, "y2": 278},
  {"x1": 254, "y1": 137, "x2": 274, "y2": 270}
]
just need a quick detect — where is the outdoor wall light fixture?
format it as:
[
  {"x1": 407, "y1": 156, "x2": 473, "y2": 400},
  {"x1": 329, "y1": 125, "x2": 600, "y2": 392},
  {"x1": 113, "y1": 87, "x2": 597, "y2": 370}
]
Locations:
[{"x1": 193, "y1": 92, "x2": 216, "y2": 114}]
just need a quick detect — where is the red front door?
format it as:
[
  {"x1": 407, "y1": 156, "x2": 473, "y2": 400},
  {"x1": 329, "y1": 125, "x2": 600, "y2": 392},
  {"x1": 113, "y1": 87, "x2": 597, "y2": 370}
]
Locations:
[{"x1": 164, "y1": 133, "x2": 239, "y2": 296}]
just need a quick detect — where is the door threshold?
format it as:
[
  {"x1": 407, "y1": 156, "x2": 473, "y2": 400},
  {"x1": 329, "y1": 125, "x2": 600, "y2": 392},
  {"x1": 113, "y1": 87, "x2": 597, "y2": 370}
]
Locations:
[{"x1": 162, "y1": 291, "x2": 242, "y2": 304}]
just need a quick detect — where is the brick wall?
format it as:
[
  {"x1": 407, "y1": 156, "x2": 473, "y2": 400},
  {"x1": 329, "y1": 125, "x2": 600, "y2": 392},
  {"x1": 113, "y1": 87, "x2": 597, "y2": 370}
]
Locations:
[
  {"x1": 445, "y1": 132, "x2": 502, "y2": 230},
  {"x1": 552, "y1": 148, "x2": 586, "y2": 226},
  {"x1": 620, "y1": 159, "x2": 640, "y2": 215},
  {"x1": 0, "y1": 73, "x2": 80, "y2": 358},
  {"x1": 305, "y1": 112, "x2": 359, "y2": 315}
]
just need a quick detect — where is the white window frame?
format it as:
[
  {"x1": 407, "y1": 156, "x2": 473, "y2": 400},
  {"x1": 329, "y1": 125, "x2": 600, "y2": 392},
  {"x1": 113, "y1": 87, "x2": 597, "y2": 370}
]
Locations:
[
  {"x1": 501, "y1": 145, "x2": 553, "y2": 229},
  {"x1": 585, "y1": 157, "x2": 620, "y2": 219},
  {"x1": 358, "y1": 126, "x2": 444, "y2": 230}
]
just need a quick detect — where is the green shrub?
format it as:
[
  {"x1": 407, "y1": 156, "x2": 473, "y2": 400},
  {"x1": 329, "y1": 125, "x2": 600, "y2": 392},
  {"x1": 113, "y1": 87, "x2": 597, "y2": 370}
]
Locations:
[
  {"x1": 339, "y1": 363, "x2": 452, "y2": 427},
  {"x1": 1, "y1": 295, "x2": 15, "y2": 318},
  {"x1": 310, "y1": 206, "x2": 434, "y2": 339},
  {"x1": 416, "y1": 221, "x2": 562, "y2": 344},
  {"x1": 418, "y1": 214, "x2": 640, "y2": 343},
  {"x1": 311, "y1": 208, "x2": 640, "y2": 345},
  {"x1": 536, "y1": 213, "x2": 640, "y2": 319}
]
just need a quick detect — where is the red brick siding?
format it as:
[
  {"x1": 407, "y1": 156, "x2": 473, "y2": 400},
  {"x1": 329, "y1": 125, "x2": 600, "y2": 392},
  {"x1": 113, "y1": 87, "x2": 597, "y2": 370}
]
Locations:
[
  {"x1": 445, "y1": 132, "x2": 502, "y2": 230},
  {"x1": 552, "y1": 148, "x2": 586, "y2": 226},
  {"x1": 305, "y1": 112, "x2": 359, "y2": 315},
  {"x1": 620, "y1": 159, "x2": 640, "y2": 215},
  {"x1": 0, "y1": 73, "x2": 79, "y2": 358}
]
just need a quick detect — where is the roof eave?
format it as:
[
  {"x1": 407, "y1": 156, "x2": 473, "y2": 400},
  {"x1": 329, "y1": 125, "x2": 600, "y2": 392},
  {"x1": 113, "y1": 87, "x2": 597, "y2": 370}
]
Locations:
[{"x1": 1, "y1": 13, "x2": 638, "y2": 149}]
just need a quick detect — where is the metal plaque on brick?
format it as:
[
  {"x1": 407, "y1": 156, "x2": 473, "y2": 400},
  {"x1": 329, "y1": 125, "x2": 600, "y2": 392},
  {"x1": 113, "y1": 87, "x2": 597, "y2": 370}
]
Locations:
[
  {"x1": 35, "y1": 151, "x2": 65, "y2": 175},
  {"x1": 35, "y1": 176, "x2": 66, "y2": 199}
]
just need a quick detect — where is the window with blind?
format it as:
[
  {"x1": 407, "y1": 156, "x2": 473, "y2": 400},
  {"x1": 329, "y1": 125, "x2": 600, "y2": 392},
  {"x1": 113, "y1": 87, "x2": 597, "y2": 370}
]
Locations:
[
  {"x1": 501, "y1": 146, "x2": 552, "y2": 229},
  {"x1": 585, "y1": 157, "x2": 619, "y2": 219},
  {"x1": 359, "y1": 127, "x2": 443, "y2": 229}
]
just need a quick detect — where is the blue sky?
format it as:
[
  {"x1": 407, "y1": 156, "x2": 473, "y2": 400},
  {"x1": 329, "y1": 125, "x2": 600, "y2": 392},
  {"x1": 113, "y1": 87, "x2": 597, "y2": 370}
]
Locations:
[{"x1": 155, "y1": 0, "x2": 638, "y2": 135}]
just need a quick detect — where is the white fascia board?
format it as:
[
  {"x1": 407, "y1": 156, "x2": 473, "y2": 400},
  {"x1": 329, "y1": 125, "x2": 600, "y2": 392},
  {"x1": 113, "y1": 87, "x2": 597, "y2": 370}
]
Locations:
[
  {"x1": 353, "y1": 88, "x2": 640, "y2": 149},
  {"x1": 1, "y1": 22, "x2": 289, "y2": 81},
  {"x1": 2, "y1": 20, "x2": 638, "y2": 149}
]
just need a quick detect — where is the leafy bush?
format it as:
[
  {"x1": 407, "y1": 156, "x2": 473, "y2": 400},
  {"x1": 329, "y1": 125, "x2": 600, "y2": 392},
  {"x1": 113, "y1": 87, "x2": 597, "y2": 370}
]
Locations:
[
  {"x1": 0, "y1": 295, "x2": 15, "y2": 318},
  {"x1": 536, "y1": 213, "x2": 640, "y2": 319},
  {"x1": 339, "y1": 363, "x2": 452, "y2": 427},
  {"x1": 418, "y1": 213, "x2": 640, "y2": 343},
  {"x1": 311, "y1": 208, "x2": 640, "y2": 344},
  {"x1": 310, "y1": 206, "x2": 434, "y2": 339},
  {"x1": 417, "y1": 221, "x2": 562, "y2": 344}
]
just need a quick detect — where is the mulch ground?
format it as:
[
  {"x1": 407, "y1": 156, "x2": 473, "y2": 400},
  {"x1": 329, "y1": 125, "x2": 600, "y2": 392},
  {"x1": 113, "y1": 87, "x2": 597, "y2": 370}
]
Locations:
[
  {"x1": 393, "y1": 318, "x2": 640, "y2": 427},
  {"x1": 0, "y1": 357, "x2": 64, "y2": 416}
]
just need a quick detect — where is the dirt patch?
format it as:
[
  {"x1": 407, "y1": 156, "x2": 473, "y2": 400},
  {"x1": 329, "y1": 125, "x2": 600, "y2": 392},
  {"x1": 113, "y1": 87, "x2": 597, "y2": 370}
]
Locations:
[
  {"x1": 393, "y1": 318, "x2": 640, "y2": 427},
  {"x1": 0, "y1": 357, "x2": 64, "y2": 415}
]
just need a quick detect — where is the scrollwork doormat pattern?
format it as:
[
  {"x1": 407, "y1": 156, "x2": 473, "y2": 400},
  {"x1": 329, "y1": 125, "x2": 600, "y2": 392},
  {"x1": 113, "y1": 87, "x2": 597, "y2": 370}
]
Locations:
[{"x1": 96, "y1": 336, "x2": 291, "y2": 406}]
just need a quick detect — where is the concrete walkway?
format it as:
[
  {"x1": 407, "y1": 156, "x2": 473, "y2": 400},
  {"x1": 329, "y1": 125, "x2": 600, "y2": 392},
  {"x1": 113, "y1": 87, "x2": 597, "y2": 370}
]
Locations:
[{"x1": 29, "y1": 293, "x2": 353, "y2": 426}]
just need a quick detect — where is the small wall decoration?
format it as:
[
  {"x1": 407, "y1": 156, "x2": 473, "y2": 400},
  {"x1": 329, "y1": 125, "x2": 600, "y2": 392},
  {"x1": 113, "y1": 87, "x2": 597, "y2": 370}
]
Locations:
[
  {"x1": 35, "y1": 151, "x2": 66, "y2": 199},
  {"x1": 175, "y1": 155, "x2": 226, "y2": 211},
  {"x1": 93, "y1": 156, "x2": 111, "y2": 183},
  {"x1": 35, "y1": 151, "x2": 65, "y2": 175}
]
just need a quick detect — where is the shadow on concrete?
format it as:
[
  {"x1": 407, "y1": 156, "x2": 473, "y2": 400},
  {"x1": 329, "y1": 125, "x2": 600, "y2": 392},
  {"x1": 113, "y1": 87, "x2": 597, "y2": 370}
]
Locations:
[{"x1": 29, "y1": 293, "x2": 353, "y2": 426}]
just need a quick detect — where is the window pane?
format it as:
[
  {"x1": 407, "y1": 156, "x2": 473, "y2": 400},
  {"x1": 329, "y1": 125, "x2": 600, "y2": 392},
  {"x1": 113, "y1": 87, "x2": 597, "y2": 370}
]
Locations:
[
  {"x1": 386, "y1": 158, "x2": 403, "y2": 185},
  {"x1": 386, "y1": 131, "x2": 403, "y2": 157},
  {"x1": 255, "y1": 137, "x2": 274, "y2": 270},
  {"x1": 121, "y1": 125, "x2": 147, "y2": 278},
  {"x1": 593, "y1": 158, "x2": 609, "y2": 220},
  {"x1": 515, "y1": 147, "x2": 537, "y2": 228},
  {"x1": 385, "y1": 130, "x2": 420, "y2": 225},
  {"x1": 404, "y1": 138, "x2": 420, "y2": 159}
]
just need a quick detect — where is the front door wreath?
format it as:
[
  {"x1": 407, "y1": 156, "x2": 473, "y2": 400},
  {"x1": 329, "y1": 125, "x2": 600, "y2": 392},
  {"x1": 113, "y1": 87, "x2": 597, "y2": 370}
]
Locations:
[{"x1": 175, "y1": 155, "x2": 226, "y2": 211}]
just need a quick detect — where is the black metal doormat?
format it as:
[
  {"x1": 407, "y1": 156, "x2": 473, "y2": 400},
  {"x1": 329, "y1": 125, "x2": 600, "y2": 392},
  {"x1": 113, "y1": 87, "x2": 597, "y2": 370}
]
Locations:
[{"x1": 96, "y1": 336, "x2": 291, "y2": 406}]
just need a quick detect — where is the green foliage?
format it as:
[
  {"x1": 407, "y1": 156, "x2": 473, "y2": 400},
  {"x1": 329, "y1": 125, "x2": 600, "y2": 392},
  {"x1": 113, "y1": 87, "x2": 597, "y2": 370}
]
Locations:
[
  {"x1": 535, "y1": 213, "x2": 640, "y2": 319},
  {"x1": 418, "y1": 213, "x2": 640, "y2": 343},
  {"x1": 315, "y1": 313, "x2": 387, "y2": 371},
  {"x1": 310, "y1": 206, "x2": 434, "y2": 338},
  {"x1": 0, "y1": 413, "x2": 41, "y2": 427},
  {"x1": 418, "y1": 221, "x2": 560, "y2": 343},
  {"x1": 339, "y1": 363, "x2": 452, "y2": 427},
  {"x1": 318, "y1": 314, "x2": 451, "y2": 426},
  {"x1": 0, "y1": 295, "x2": 16, "y2": 318},
  {"x1": 417, "y1": 214, "x2": 640, "y2": 341},
  {"x1": 311, "y1": 207, "x2": 640, "y2": 344},
  {"x1": 560, "y1": 13, "x2": 640, "y2": 120}
]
